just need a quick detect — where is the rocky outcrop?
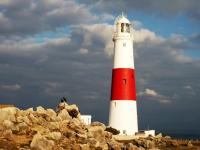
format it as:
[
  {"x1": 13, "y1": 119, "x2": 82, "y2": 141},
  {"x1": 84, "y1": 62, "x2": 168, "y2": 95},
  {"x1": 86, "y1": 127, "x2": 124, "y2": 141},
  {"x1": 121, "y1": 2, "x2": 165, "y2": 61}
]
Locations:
[
  {"x1": 31, "y1": 133, "x2": 55, "y2": 150},
  {"x1": 0, "y1": 103, "x2": 199, "y2": 150},
  {"x1": 105, "y1": 126, "x2": 120, "y2": 135}
]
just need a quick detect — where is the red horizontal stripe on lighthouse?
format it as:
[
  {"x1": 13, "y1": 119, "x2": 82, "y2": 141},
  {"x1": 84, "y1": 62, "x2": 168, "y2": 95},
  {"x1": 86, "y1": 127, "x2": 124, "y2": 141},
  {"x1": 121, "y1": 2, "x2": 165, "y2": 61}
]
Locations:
[{"x1": 111, "y1": 68, "x2": 136, "y2": 100}]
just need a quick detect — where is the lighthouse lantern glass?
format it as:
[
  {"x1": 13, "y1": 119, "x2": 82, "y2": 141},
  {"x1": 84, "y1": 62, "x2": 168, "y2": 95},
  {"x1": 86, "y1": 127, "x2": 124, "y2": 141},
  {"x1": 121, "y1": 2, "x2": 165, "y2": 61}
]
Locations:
[
  {"x1": 120, "y1": 23, "x2": 130, "y2": 33},
  {"x1": 121, "y1": 23, "x2": 124, "y2": 32},
  {"x1": 126, "y1": 23, "x2": 130, "y2": 33}
]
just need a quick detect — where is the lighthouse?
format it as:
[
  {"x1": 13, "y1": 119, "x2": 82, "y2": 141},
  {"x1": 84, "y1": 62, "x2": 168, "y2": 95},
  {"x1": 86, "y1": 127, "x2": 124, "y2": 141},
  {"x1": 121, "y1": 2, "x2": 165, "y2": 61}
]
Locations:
[{"x1": 109, "y1": 14, "x2": 138, "y2": 135}]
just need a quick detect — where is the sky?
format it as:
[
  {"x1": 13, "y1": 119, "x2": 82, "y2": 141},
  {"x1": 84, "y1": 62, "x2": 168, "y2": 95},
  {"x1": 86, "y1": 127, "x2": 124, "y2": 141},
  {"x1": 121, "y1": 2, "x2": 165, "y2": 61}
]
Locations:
[{"x1": 0, "y1": 0, "x2": 200, "y2": 134}]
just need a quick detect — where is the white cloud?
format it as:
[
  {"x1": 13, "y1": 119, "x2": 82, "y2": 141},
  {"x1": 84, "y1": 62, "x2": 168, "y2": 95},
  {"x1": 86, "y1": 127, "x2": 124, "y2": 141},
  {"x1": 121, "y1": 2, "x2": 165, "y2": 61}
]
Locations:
[
  {"x1": 183, "y1": 85, "x2": 195, "y2": 96},
  {"x1": 133, "y1": 29, "x2": 164, "y2": 44},
  {"x1": 1, "y1": 84, "x2": 21, "y2": 91},
  {"x1": 46, "y1": 81, "x2": 61, "y2": 88},
  {"x1": 0, "y1": 0, "x2": 98, "y2": 36},
  {"x1": 0, "y1": 38, "x2": 43, "y2": 53},
  {"x1": 0, "y1": 0, "x2": 11, "y2": 5},
  {"x1": 131, "y1": 20, "x2": 143, "y2": 29},
  {"x1": 73, "y1": 23, "x2": 113, "y2": 56},
  {"x1": 144, "y1": 88, "x2": 158, "y2": 96},
  {"x1": 75, "y1": 22, "x2": 164, "y2": 57},
  {"x1": 169, "y1": 34, "x2": 187, "y2": 44},
  {"x1": 184, "y1": 85, "x2": 192, "y2": 90},
  {"x1": 35, "y1": 55, "x2": 49, "y2": 64},
  {"x1": 99, "y1": 13, "x2": 114, "y2": 21},
  {"x1": 79, "y1": 48, "x2": 88, "y2": 55},
  {"x1": 0, "y1": 12, "x2": 9, "y2": 27},
  {"x1": 44, "y1": 81, "x2": 62, "y2": 95},
  {"x1": 175, "y1": 54, "x2": 193, "y2": 63},
  {"x1": 46, "y1": 37, "x2": 71, "y2": 46},
  {"x1": 92, "y1": 23, "x2": 164, "y2": 56},
  {"x1": 169, "y1": 50, "x2": 193, "y2": 63},
  {"x1": 45, "y1": 1, "x2": 96, "y2": 21},
  {"x1": 138, "y1": 88, "x2": 171, "y2": 104}
]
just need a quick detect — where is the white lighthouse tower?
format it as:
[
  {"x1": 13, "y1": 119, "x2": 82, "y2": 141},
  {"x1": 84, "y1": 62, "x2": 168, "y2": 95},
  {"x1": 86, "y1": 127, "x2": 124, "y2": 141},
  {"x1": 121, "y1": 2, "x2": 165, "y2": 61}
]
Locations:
[{"x1": 109, "y1": 14, "x2": 138, "y2": 135}]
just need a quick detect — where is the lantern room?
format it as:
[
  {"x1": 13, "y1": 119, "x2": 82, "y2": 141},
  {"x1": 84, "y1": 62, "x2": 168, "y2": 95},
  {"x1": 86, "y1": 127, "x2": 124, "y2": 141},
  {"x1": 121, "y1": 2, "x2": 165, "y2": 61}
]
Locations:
[{"x1": 113, "y1": 14, "x2": 132, "y2": 40}]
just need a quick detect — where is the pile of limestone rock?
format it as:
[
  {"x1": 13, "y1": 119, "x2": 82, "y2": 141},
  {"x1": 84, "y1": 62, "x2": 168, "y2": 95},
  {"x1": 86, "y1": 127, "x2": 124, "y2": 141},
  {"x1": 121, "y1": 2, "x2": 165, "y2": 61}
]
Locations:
[
  {"x1": 0, "y1": 103, "x2": 199, "y2": 150},
  {"x1": 0, "y1": 103, "x2": 131, "y2": 150}
]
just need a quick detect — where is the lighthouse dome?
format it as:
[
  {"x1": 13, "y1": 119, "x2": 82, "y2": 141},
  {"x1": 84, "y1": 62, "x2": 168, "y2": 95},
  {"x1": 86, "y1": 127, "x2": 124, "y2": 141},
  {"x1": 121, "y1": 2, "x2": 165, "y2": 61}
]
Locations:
[
  {"x1": 113, "y1": 14, "x2": 132, "y2": 39},
  {"x1": 115, "y1": 15, "x2": 130, "y2": 24}
]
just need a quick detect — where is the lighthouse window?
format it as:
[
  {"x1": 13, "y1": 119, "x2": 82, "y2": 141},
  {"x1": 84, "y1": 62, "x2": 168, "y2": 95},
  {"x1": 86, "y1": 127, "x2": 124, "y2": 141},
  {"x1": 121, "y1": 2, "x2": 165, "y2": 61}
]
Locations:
[
  {"x1": 121, "y1": 23, "x2": 124, "y2": 32},
  {"x1": 123, "y1": 79, "x2": 127, "y2": 85},
  {"x1": 123, "y1": 130, "x2": 127, "y2": 134},
  {"x1": 126, "y1": 23, "x2": 130, "y2": 33}
]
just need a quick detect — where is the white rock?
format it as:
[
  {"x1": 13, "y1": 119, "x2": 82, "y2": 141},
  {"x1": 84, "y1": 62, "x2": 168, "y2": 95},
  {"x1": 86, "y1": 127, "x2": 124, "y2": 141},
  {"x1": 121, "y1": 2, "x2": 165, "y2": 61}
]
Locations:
[
  {"x1": 46, "y1": 109, "x2": 57, "y2": 121},
  {"x1": 66, "y1": 104, "x2": 79, "y2": 112},
  {"x1": 23, "y1": 116, "x2": 31, "y2": 125},
  {"x1": 80, "y1": 144, "x2": 90, "y2": 150},
  {"x1": 16, "y1": 116, "x2": 31, "y2": 125},
  {"x1": 54, "y1": 116, "x2": 62, "y2": 122},
  {"x1": 16, "y1": 116, "x2": 23, "y2": 123},
  {"x1": 3, "y1": 120, "x2": 14, "y2": 129},
  {"x1": 57, "y1": 109, "x2": 71, "y2": 121},
  {"x1": 0, "y1": 107, "x2": 18, "y2": 122},
  {"x1": 31, "y1": 133, "x2": 54, "y2": 150},
  {"x1": 26, "y1": 107, "x2": 34, "y2": 112},
  {"x1": 46, "y1": 132, "x2": 61, "y2": 141},
  {"x1": 3, "y1": 129, "x2": 12, "y2": 138},
  {"x1": 91, "y1": 122, "x2": 106, "y2": 130},
  {"x1": 87, "y1": 126, "x2": 104, "y2": 133},
  {"x1": 17, "y1": 122, "x2": 27, "y2": 129},
  {"x1": 19, "y1": 108, "x2": 34, "y2": 116},
  {"x1": 29, "y1": 113, "x2": 39, "y2": 123},
  {"x1": 36, "y1": 106, "x2": 46, "y2": 114},
  {"x1": 69, "y1": 118, "x2": 82, "y2": 128},
  {"x1": 48, "y1": 122, "x2": 59, "y2": 130},
  {"x1": 87, "y1": 126, "x2": 105, "y2": 143},
  {"x1": 155, "y1": 133, "x2": 162, "y2": 138}
]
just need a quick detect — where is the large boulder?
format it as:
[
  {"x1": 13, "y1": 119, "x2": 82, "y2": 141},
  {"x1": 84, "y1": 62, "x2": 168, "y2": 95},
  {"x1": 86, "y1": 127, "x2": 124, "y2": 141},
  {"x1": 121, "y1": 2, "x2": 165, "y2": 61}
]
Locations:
[
  {"x1": 68, "y1": 108, "x2": 79, "y2": 118},
  {"x1": 80, "y1": 144, "x2": 90, "y2": 150},
  {"x1": 16, "y1": 115, "x2": 31, "y2": 125},
  {"x1": 134, "y1": 138, "x2": 155, "y2": 149},
  {"x1": 66, "y1": 104, "x2": 79, "y2": 112},
  {"x1": 46, "y1": 132, "x2": 62, "y2": 141},
  {"x1": 107, "y1": 139, "x2": 124, "y2": 150},
  {"x1": 145, "y1": 140, "x2": 155, "y2": 149},
  {"x1": 36, "y1": 106, "x2": 46, "y2": 114},
  {"x1": 0, "y1": 107, "x2": 19, "y2": 122},
  {"x1": 105, "y1": 126, "x2": 120, "y2": 135},
  {"x1": 2, "y1": 129, "x2": 12, "y2": 139},
  {"x1": 87, "y1": 125, "x2": 106, "y2": 146},
  {"x1": 28, "y1": 113, "x2": 39, "y2": 124},
  {"x1": 57, "y1": 109, "x2": 71, "y2": 121},
  {"x1": 47, "y1": 122, "x2": 60, "y2": 131},
  {"x1": 126, "y1": 143, "x2": 140, "y2": 150},
  {"x1": 155, "y1": 133, "x2": 162, "y2": 138},
  {"x1": 90, "y1": 121, "x2": 106, "y2": 130},
  {"x1": 66, "y1": 104, "x2": 80, "y2": 118},
  {"x1": 69, "y1": 118, "x2": 83, "y2": 130},
  {"x1": 46, "y1": 109, "x2": 57, "y2": 121},
  {"x1": 2, "y1": 120, "x2": 14, "y2": 129},
  {"x1": 19, "y1": 108, "x2": 34, "y2": 117},
  {"x1": 30, "y1": 133, "x2": 54, "y2": 150},
  {"x1": 17, "y1": 122, "x2": 28, "y2": 130},
  {"x1": 187, "y1": 140, "x2": 193, "y2": 147}
]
